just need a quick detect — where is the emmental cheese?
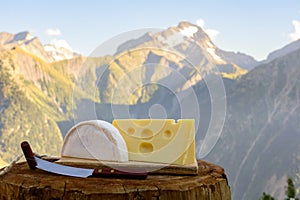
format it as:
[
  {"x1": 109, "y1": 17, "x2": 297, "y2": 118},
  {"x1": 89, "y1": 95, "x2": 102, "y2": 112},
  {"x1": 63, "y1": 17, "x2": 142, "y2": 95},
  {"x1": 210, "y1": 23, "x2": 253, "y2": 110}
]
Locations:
[{"x1": 112, "y1": 119, "x2": 196, "y2": 165}]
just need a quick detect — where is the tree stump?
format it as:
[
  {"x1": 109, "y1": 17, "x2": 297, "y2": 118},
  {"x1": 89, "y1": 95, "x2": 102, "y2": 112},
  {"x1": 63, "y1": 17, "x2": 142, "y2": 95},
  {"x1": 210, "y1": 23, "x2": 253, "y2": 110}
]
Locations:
[{"x1": 0, "y1": 160, "x2": 231, "y2": 200}]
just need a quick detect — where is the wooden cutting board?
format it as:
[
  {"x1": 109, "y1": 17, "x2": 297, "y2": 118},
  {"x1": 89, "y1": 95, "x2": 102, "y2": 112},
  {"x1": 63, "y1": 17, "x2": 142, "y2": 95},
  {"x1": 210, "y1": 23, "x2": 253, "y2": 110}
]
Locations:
[{"x1": 56, "y1": 157, "x2": 198, "y2": 175}]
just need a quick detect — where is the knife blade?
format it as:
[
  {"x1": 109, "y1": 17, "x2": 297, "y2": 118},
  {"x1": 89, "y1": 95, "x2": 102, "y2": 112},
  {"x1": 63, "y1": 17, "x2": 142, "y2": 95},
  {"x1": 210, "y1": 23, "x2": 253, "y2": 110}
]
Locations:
[{"x1": 21, "y1": 141, "x2": 147, "y2": 179}]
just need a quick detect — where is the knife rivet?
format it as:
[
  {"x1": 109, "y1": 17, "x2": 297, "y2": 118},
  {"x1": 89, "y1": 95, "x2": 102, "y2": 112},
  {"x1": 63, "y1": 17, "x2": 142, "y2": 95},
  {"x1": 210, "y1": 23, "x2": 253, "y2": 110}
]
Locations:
[
  {"x1": 110, "y1": 169, "x2": 115, "y2": 173},
  {"x1": 98, "y1": 169, "x2": 102, "y2": 173}
]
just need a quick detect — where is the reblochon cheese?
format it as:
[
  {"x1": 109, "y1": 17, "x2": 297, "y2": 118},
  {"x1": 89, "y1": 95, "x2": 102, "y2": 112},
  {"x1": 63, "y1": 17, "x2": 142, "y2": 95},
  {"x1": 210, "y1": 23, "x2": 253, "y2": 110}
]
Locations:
[
  {"x1": 112, "y1": 119, "x2": 196, "y2": 165},
  {"x1": 61, "y1": 120, "x2": 128, "y2": 162}
]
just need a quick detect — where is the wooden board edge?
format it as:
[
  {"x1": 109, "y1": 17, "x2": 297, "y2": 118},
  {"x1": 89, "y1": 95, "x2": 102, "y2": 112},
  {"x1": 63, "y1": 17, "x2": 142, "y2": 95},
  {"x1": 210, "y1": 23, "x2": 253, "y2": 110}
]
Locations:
[{"x1": 56, "y1": 157, "x2": 198, "y2": 175}]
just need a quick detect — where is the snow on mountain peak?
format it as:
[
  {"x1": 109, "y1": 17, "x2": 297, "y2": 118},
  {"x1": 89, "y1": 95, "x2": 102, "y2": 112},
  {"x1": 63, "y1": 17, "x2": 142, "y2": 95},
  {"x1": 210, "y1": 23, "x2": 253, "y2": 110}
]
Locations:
[
  {"x1": 44, "y1": 39, "x2": 78, "y2": 61},
  {"x1": 156, "y1": 23, "x2": 199, "y2": 48},
  {"x1": 179, "y1": 26, "x2": 198, "y2": 38},
  {"x1": 206, "y1": 47, "x2": 226, "y2": 64},
  {"x1": 48, "y1": 39, "x2": 73, "y2": 52},
  {"x1": 0, "y1": 31, "x2": 79, "y2": 62}
]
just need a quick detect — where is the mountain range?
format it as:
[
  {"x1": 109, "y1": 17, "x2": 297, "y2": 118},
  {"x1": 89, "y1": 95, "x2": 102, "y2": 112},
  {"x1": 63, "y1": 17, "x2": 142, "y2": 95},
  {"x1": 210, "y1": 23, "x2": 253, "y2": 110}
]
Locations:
[
  {"x1": 0, "y1": 31, "x2": 79, "y2": 62},
  {"x1": 0, "y1": 21, "x2": 300, "y2": 199},
  {"x1": 207, "y1": 47, "x2": 300, "y2": 199}
]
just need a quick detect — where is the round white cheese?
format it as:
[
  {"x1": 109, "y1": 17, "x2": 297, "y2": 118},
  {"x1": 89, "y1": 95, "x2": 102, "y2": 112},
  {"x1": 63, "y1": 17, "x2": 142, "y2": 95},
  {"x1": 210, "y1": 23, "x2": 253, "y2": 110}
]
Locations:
[{"x1": 61, "y1": 120, "x2": 128, "y2": 162}]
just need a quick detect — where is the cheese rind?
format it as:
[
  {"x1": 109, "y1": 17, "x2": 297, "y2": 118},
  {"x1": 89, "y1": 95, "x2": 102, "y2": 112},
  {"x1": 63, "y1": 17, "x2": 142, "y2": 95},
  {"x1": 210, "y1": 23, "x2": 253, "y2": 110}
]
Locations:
[
  {"x1": 61, "y1": 120, "x2": 128, "y2": 162},
  {"x1": 112, "y1": 119, "x2": 196, "y2": 165}
]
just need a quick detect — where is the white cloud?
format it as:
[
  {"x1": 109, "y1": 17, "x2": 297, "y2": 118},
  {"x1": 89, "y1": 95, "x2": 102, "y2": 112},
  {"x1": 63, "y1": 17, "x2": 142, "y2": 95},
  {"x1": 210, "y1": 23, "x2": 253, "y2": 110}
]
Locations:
[
  {"x1": 45, "y1": 28, "x2": 62, "y2": 36},
  {"x1": 206, "y1": 29, "x2": 220, "y2": 41},
  {"x1": 196, "y1": 18, "x2": 219, "y2": 41},
  {"x1": 196, "y1": 18, "x2": 205, "y2": 28},
  {"x1": 50, "y1": 38, "x2": 73, "y2": 51},
  {"x1": 289, "y1": 20, "x2": 300, "y2": 41}
]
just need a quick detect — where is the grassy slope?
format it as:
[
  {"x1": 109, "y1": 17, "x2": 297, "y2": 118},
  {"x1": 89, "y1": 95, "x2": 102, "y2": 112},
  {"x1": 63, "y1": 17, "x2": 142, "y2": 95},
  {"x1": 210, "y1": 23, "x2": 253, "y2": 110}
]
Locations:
[
  {"x1": 0, "y1": 63, "x2": 63, "y2": 161},
  {"x1": 0, "y1": 48, "x2": 112, "y2": 162}
]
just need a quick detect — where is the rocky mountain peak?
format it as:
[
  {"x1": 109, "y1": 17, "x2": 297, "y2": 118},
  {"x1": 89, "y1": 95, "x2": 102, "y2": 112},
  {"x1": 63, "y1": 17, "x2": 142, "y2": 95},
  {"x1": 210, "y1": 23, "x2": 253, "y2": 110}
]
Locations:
[
  {"x1": 116, "y1": 21, "x2": 212, "y2": 55},
  {"x1": 157, "y1": 21, "x2": 210, "y2": 48},
  {"x1": 177, "y1": 21, "x2": 208, "y2": 39},
  {"x1": 44, "y1": 43, "x2": 79, "y2": 61},
  {"x1": 0, "y1": 32, "x2": 14, "y2": 45},
  {"x1": 0, "y1": 31, "x2": 79, "y2": 62},
  {"x1": 0, "y1": 31, "x2": 35, "y2": 46},
  {"x1": 177, "y1": 21, "x2": 195, "y2": 28},
  {"x1": 11, "y1": 31, "x2": 34, "y2": 43},
  {"x1": 113, "y1": 21, "x2": 257, "y2": 85}
]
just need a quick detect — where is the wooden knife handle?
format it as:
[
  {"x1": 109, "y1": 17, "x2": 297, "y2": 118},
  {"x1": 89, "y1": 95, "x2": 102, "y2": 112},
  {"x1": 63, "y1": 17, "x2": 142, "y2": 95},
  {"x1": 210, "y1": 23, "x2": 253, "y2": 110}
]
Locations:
[
  {"x1": 21, "y1": 141, "x2": 37, "y2": 170},
  {"x1": 92, "y1": 168, "x2": 148, "y2": 179}
]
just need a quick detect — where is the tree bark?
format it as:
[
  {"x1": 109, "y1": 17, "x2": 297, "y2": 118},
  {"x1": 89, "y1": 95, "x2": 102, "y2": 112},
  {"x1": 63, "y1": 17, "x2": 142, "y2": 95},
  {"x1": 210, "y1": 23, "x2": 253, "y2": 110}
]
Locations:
[{"x1": 0, "y1": 160, "x2": 231, "y2": 200}]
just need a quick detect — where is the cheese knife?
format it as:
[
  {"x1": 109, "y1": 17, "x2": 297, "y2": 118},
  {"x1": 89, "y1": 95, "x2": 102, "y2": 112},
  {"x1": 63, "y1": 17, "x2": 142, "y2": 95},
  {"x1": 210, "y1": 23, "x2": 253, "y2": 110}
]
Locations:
[{"x1": 21, "y1": 141, "x2": 147, "y2": 179}]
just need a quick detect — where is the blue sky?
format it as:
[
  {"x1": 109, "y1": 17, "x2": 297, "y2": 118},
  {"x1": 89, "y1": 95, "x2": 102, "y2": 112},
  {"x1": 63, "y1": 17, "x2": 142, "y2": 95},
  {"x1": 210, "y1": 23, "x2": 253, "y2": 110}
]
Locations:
[{"x1": 1, "y1": 1, "x2": 300, "y2": 60}]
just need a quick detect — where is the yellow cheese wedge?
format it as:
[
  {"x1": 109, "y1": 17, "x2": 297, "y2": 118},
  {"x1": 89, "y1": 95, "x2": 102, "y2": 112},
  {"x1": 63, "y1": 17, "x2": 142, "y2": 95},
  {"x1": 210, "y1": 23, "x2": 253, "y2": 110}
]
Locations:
[{"x1": 112, "y1": 119, "x2": 196, "y2": 165}]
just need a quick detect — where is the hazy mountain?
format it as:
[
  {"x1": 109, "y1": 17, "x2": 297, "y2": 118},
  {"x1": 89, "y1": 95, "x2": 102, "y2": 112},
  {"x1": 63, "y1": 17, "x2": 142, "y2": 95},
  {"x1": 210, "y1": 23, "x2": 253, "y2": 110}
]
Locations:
[
  {"x1": 266, "y1": 38, "x2": 300, "y2": 62},
  {"x1": 216, "y1": 49, "x2": 258, "y2": 70},
  {"x1": 207, "y1": 46, "x2": 300, "y2": 199}
]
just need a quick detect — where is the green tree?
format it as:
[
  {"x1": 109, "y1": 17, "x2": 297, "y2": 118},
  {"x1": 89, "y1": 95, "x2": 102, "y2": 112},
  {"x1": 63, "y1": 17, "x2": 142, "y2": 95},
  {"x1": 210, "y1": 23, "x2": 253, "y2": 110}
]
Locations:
[
  {"x1": 259, "y1": 192, "x2": 275, "y2": 200},
  {"x1": 285, "y1": 177, "x2": 299, "y2": 200}
]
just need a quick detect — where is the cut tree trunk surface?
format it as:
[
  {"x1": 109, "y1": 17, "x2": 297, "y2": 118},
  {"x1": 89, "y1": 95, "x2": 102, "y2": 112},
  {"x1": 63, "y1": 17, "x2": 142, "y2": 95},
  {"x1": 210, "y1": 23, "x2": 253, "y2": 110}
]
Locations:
[{"x1": 0, "y1": 159, "x2": 231, "y2": 200}]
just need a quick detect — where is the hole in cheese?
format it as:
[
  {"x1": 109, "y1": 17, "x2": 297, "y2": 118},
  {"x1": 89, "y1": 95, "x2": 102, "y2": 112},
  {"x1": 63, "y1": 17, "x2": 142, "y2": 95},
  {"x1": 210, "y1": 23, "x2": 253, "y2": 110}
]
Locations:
[
  {"x1": 141, "y1": 129, "x2": 153, "y2": 139},
  {"x1": 133, "y1": 120, "x2": 151, "y2": 126},
  {"x1": 164, "y1": 130, "x2": 172, "y2": 138},
  {"x1": 139, "y1": 142, "x2": 154, "y2": 153},
  {"x1": 127, "y1": 127, "x2": 135, "y2": 135}
]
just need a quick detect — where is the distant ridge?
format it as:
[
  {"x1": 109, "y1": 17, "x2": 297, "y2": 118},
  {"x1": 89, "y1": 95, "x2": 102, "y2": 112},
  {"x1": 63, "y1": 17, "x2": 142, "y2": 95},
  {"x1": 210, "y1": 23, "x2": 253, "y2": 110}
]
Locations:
[
  {"x1": 0, "y1": 31, "x2": 79, "y2": 62},
  {"x1": 266, "y1": 38, "x2": 300, "y2": 62}
]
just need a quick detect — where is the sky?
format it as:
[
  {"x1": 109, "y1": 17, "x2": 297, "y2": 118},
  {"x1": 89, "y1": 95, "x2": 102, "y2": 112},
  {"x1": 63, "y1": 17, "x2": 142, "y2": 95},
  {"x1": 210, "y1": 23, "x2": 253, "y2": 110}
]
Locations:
[{"x1": 1, "y1": 0, "x2": 300, "y2": 60}]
